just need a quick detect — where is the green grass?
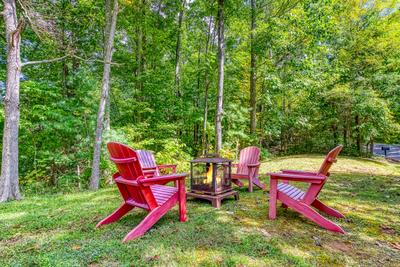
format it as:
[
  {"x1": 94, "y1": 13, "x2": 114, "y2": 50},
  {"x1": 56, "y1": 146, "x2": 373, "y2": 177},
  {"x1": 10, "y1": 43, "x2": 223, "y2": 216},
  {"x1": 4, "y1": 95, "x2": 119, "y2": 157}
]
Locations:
[{"x1": 1, "y1": 155, "x2": 399, "y2": 266}]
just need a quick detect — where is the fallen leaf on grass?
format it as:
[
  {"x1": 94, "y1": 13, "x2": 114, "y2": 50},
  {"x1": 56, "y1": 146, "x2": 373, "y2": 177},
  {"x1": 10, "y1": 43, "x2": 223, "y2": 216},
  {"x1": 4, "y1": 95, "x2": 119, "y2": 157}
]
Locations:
[
  {"x1": 259, "y1": 228, "x2": 272, "y2": 238},
  {"x1": 380, "y1": 225, "x2": 396, "y2": 235},
  {"x1": 312, "y1": 236, "x2": 322, "y2": 246},
  {"x1": 72, "y1": 245, "x2": 81, "y2": 250},
  {"x1": 146, "y1": 255, "x2": 160, "y2": 262},
  {"x1": 392, "y1": 243, "x2": 400, "y2": 250}
]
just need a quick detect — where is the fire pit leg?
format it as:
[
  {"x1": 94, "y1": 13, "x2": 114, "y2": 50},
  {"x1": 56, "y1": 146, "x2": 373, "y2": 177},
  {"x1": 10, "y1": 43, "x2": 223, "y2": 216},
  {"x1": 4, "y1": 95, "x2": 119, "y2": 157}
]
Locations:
[{"x1": 212, "y1": 199, "x2": 221, "y2": 208}]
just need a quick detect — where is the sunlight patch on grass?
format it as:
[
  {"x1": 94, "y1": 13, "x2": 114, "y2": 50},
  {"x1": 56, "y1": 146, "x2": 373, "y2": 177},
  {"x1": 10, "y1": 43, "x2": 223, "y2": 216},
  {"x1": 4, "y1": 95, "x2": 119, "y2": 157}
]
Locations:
[{"x1": 0, "y1": 211, "x2": 26, "y2": 221}]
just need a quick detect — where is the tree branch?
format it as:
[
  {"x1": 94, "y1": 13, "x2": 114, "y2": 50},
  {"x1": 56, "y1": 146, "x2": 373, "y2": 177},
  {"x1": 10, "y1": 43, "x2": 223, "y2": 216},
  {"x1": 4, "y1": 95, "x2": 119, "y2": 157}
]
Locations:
[
  {"x1": 21, "y1": 55, "x2": 68, "y2": 67},
  {"x1": 71, "y1": 54, "x2": 121, "y2": 66},
  {"x1": 21, "y1": 54, "x2": 122, "y2": 68}
]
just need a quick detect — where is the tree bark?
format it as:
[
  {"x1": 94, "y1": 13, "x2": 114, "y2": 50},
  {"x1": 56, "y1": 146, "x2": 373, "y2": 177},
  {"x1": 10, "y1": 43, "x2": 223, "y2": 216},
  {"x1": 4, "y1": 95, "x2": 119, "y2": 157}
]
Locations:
[
  {"x1": 104, "y1": 0, "x2": 112, "y2": 131},
  {"x1": 89, "y1": 0, "x2": 118, "y2": 190},
  {"x1": 175, "y1": 0, "x2": 185, "y2": 97},
  {"x1": 249, "y1": 0, "x2": 257, "y2": 135},
  {"x1": 215, "y1": 0, "x2": 224, "y2": 154},
  {"x1": 201, "y1": 16, "x2": 214, "y2": 155},
  {"x1": 0, "y1": 0, "x2": 22, "y2": 202},
  {"x1": 355, "y1": 115, "x2": 361, "y2": 155}
]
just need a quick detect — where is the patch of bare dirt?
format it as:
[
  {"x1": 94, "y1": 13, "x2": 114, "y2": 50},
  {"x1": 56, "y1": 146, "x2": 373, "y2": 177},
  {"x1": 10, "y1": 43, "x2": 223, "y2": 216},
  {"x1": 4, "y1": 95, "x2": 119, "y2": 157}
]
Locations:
[{"x1": 324, "y1": 241, "x2": 352, "y2": 253}]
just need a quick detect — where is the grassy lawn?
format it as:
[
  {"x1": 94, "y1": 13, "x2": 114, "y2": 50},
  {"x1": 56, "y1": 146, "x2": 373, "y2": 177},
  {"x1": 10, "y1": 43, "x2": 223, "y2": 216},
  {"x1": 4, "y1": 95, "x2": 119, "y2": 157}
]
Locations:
[{"x1": 1, "y1": 155, "x2": 399, "y2": 266}]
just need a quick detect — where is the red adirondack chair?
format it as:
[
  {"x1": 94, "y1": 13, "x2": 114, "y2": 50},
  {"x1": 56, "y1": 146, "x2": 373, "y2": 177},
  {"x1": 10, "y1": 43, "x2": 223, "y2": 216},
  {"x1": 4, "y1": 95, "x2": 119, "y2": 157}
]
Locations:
[
  {"x1": 268, "y1": 145, "x2": 345, "y2": 233},
  {"x1": 96, "y1": 142, "x2": 187, "y2": 242},
  {"x1": 136, "y1": 150, "x2": 177, "y2": 178},
  {"x1": 231, "y1": 146, "x2": 266, "y2": 192}
]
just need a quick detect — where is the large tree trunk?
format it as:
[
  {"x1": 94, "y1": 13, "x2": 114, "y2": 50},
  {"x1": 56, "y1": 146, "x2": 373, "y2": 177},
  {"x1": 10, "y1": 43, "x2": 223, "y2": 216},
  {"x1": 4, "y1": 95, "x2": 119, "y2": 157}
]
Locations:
[
  {"x1": 0, "y1": 0, "x2": 22, "y2": 202},
  {"x1": 215, "y1": 0, "x2": 224, "y2": 154},
  {"x1": 174, "y1": 0, "x2": 185, "y2": 97},
  {"x1": 89, "y1": 0, "x2": 118, "y2": 190},
  {"x1": 249, "y1": 0, "x2": 257, "y2": 135}
]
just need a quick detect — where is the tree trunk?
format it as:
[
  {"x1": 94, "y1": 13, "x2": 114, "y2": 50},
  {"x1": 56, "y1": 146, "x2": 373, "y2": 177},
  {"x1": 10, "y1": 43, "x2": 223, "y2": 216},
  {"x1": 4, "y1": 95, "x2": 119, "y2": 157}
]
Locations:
[
  {"x1": 215, "y1": 0, "x2": 224, "y2": 154},
  {"x1": 104, "y1": 0, "x2": 112, "y2": 132},
  {"x1": 175, "y1": 0, "x2": 185, "y2": 97},
  {"x1": 343, "y1": 127, "x2": 348, "y2": 148},
  {"x1": 0, "y1": 0, "x2": 22, "y2": 202},
  {"x1": 332, "y1": 124, "x2": 338, "y2": 147},
  {"x1": 355, "y1": 115, "x2": 361, "y2": 155},
  {"x1": 201, "y1": 17, "x2": 214, "y2": 155},
  {"x1": 249, "y1": 0, "x2": 257, "y2": 135},
  {"x1": 369, "y1": 138, "x2": 374, "y2": 155},
  {"x1": 89, "y1": 0, "x2": 118, "y2": 190}
]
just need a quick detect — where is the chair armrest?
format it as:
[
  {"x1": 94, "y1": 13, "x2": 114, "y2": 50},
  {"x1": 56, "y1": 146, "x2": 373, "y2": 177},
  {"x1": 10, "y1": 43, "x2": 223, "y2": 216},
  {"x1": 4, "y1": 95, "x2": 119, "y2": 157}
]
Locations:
[
  {"x1": 157, "y1": 164, "x2": 177, "y2": 169},
  {"x1": 114, "y1": 176, "x2": 140, "y2": 186},
  {"x1": 109, "y1": 156, "x2": 137, "y2": 164},
  {"x1": 139, "y1": 173, "x2": 187, "y2": 186},
  {"x1": 281, "y1": 170, "x2": 318, "y2": 176},
  {"x1": 247, "y1": 162, "x2": 260, "y2": 168},
  {"x1": 269, "y1": 172, "x2": 326, "y2": 184}
]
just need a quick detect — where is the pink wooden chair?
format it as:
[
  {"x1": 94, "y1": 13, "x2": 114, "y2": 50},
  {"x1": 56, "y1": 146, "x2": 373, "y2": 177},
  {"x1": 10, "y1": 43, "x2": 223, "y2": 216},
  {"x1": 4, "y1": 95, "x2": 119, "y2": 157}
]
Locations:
[
  {"x1": 136, "y1": 150, "x2": 177, "y2": 178},
  {"x1": 96, "y1": 142, "x2": 187, "y2": 242},
  {"x1": 268, "y1": 145, "x2": 345, "y2": 233},
  {"x1": 231, "y1": 146, "x2": 266, "y2": 192}
]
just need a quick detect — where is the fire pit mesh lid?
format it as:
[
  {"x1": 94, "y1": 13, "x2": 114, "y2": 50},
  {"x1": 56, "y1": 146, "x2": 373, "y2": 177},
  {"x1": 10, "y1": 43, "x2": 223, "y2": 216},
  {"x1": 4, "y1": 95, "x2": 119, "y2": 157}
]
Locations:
[{"x1": 190, "y1": 156, "x2": 232, "y2": 163}]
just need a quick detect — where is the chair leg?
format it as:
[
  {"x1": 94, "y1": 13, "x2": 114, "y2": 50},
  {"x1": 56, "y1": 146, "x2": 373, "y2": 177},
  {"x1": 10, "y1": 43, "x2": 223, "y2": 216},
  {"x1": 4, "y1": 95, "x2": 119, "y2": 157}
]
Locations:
[
  {"x1": 252, "y1": 177, "x2": 266, "y2": 190},
  {"x1": 178, "y1": 179, "x2": 187, "y2": 222},
  {"x1": 268, "y1": 179, "x2": 277, "y2": 219},
  {"x1": 232, "y1": 179, "x2": 244, "y2": 187},
  {"x1": 248, "y1": 176, "x2": 253, "y2": 192},
  {"x1": 291, "y1": 201, "x2": 345, "y2": 234},
  {"x1": 312, "y1": 199, "x2": 344, "y2": 218},
  {"x1": 96, "y1": 203, "x2": 134, "y2": 228},
  {"x1": 123, "y1": 196, "x2": 178, "y2": 242}
]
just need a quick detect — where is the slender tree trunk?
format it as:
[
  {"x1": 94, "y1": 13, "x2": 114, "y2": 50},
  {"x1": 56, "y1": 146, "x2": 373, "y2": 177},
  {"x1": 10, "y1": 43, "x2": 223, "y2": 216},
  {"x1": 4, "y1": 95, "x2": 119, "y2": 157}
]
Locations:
[
  {"x1": 215, "y1": 0, "x2": 225, "y2": 154},
  {"x1": 369, "y1": 138, "x2": 374, "y2": 155},
  {"x1": 104, "y1": 0, "x2": 112, "y2": 131},
  {"x1": 175, "y1": 0, "x2": 185, "y2": 97},
  {"x1": 201, "y1": 17, "x2": 214, "y2": 155},
  {"x1": 0, "y1": 0, "x2": 22, "y2": 202},
  {"x1": 136, "y1": 24, "x2": 143, "y2": 92},
  {"x1": 249, "y1": 0, "x2": 257, "y2": 135},
  {"x1": 355, "y1": 115, "x2": 361, "y2": 155},
  {"x1": 332, "y1": 124, "x2": 338, "y2": 146},
  {"x1": 89, "y1": 0, "x2": 118, "y2": 190}
]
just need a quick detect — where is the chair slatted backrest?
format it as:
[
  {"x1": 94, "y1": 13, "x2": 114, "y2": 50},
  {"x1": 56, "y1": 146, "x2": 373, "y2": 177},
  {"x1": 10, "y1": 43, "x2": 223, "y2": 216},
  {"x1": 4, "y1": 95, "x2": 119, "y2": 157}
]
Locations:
[
  {"x1": 303, "y1": 145, "x2": 343, "y2": 203},
  {"x1": 137, "y1": 150, "x2": 159, "y2": 177},
  {"x1": 237, "y1": 146, "x2": 261, "y2": 175},
  {"x1": 107, "y1": 142, "x2": 158, "y2": 209},
  {"x1": 317, "y1": 145, "x2": 343, "y2": 177}
]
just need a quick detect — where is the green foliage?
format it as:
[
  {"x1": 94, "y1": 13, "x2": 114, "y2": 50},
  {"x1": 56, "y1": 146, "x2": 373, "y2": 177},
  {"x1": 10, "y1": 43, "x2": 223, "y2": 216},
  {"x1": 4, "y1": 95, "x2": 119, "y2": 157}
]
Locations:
[{"x1": 0, "y1": 0, "x2": 399, "y2": 192}]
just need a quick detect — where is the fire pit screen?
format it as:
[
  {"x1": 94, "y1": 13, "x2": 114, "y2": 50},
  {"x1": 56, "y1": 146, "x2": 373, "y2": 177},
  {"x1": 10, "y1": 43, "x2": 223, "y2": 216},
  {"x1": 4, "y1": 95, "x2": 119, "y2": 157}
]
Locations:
[
  {"x1": 190, "y1": 157, "x2": 232, "y2": 194},
  {"x1": 187, "y1": 156, "x2": 238, "y2": 208}
]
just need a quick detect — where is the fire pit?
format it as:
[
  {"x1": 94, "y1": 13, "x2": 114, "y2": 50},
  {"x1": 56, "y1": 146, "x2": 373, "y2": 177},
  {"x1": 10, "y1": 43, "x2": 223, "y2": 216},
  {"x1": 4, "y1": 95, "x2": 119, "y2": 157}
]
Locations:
[{"x1": 187, "y1": 155, "x2": 238, "y2": 208}]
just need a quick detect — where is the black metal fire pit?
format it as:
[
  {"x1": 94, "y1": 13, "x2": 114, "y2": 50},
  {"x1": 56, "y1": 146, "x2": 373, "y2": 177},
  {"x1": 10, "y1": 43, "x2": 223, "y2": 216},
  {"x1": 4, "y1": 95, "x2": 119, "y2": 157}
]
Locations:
[{"x1": 187, "y1": 155, "x2": 238, "y2": 208}]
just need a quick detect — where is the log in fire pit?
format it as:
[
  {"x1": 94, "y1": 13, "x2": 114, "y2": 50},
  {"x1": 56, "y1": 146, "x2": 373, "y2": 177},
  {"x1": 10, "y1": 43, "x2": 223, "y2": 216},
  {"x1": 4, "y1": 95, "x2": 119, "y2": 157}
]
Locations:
[{"x1": 187, "y1": 156, "x2": 238, "y2": 208}]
